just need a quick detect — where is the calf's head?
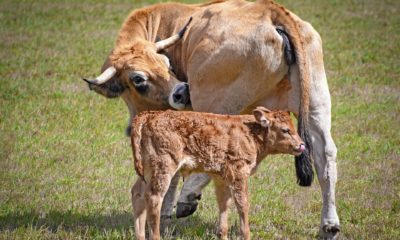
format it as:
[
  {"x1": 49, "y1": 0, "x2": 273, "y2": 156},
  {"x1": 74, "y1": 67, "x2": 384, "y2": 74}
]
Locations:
[
  {"x1": 253, "y1": 106, "x2": 305, "y2": 156},
  {"x1": 83, "y1": 18, "x2": 192, "y2": 112}
]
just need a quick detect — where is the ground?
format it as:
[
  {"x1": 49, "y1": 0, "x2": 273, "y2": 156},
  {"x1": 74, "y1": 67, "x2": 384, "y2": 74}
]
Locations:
[{"x1": 0, "y1": 0, "x2": 399, "y2": 239}]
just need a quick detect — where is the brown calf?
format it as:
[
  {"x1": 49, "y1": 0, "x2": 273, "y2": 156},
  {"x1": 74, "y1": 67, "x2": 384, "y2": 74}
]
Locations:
[{"x1": 130, "y1": 107, "x2": 305, "y2": 240}]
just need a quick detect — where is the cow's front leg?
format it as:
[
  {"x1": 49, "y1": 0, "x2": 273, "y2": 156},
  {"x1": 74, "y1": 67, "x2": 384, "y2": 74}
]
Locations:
[
  {"x1": 176, "y1": 173, "x2": 211, "y2": 218},
  {"x1": 309, "y1": 111, "x2": 340, "y2": 239},
  {"x1": 160, "y1": 172, "x2": 180, "y2": 219}
]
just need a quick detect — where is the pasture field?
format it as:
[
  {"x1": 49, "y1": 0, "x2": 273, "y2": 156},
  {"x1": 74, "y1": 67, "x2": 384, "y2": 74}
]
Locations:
[{"x1": 0, "y1": 0, "x2": 399, "y2": 239}]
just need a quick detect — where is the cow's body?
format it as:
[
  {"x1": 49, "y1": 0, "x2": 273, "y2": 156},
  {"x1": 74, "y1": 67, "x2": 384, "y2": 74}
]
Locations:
[
  {"x1": 131, "y1": 108, "x2": 304, "y2": 239},
  {"x1": 84, "y1": 0, "x2": 339, "y2": 238}
]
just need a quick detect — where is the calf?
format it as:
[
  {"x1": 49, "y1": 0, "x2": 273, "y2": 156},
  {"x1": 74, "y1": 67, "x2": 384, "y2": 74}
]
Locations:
[{"x1": 130, "y1": 107, "x2": 305, "y2": 240}]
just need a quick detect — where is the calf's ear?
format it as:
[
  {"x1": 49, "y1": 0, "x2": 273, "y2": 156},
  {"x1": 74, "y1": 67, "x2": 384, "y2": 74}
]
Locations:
[
  {"x1": 253, "y1": 109, "x2": 270, "y2": 128},
  {"x1": 255, "y1": 106, "x2": 271, "y2": 113}
]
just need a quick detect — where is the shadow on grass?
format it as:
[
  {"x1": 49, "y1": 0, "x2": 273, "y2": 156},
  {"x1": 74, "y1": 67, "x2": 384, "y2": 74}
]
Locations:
[
  {"x1": 0, "y1": 210, "x2": 219, "y2": 237},
  {"x1": 0, "y1": 210, "x2": 133, "y2": 233},
  {"x1": 163, "y1": 215, "x2": 221, "y2": 239}
]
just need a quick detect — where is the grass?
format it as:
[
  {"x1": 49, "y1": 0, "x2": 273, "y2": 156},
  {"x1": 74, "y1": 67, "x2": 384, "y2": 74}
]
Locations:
[{"x1": 0, "y1": 0, "x2": 399, "y2": 239}]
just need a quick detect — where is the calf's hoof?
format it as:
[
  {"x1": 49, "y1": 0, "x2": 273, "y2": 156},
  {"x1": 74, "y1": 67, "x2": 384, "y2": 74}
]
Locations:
[
  {"x1": 176, "y1": 202, "x2": 198, "y2": 218},
  {"x1": 319, "y1": 224, "x2": 340, "y2": 240}
]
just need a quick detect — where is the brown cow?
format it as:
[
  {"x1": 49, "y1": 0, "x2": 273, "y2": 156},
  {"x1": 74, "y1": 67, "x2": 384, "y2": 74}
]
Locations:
[
  {"x1": 83, "y1": 1, "x2": 340, "y2": 238},
  {"x1": 130, "y1": 107, "x2": 305, "y2": 240}
]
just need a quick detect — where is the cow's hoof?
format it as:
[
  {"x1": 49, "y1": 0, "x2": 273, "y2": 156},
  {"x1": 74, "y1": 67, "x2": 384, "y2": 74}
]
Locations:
[
  {"x1": 176, "y1": 202, "x2": 198, "y2": 218},
  {"x1": 160, "y1": 215, "x2": 174, "y2": 236},
  {"x1": 160, "y1": 215, "x2": 172, "y2": 223},
  {"x1": 187, "y1": 193, "x2": 202, "y2": 201},
  {"x1": 319, "y1": 224, "x2": 340, "y2": 240},
  {"x1": 160, "y1": 215, "x2": 172, "y2": 228}
]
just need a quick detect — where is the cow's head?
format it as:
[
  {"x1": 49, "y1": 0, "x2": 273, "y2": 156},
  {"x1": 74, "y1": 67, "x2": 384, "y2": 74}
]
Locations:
[
  {"x1": 83, "y1": 18, "x2": 192, "y2": 113},
  {"x1": 253, "y1": 106, "x2": 305, "y2": 156}
]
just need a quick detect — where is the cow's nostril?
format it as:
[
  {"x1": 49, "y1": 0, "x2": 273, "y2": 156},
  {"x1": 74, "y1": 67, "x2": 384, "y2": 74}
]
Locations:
[{"x1": 173, "y1": 93, "x2": 182, "y2": 102}]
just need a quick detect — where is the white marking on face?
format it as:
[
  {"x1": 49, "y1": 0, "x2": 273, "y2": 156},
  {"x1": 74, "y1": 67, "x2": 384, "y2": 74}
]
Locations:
[
  {"x1": 131, "y1": 71, "x2": 148, "y2": 81},
  {"x1": 159, "y1": 54, "x2": 171, "y2": 69}
]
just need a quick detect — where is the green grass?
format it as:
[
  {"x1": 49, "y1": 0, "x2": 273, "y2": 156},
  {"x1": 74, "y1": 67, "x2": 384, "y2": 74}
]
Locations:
[{"x1": 1, "y1": 0, "x2": 399, "y2": 239}]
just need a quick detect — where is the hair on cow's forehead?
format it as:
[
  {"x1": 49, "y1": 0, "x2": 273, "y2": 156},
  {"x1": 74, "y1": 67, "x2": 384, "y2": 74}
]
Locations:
[{"x1": 110, "y1": 42, "x2": 169, "y2": 75}]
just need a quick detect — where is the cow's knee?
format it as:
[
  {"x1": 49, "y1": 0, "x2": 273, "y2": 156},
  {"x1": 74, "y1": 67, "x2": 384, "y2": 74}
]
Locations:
[
  {"x1": 314, "y1": 132, "x2": 338, "y2": 182},
  {"x1": 176, "y1": 173, "x2": 210, "y2": 218},
  {"x1": 161, "y1": 173, "x2": 180, "y2": 221}
]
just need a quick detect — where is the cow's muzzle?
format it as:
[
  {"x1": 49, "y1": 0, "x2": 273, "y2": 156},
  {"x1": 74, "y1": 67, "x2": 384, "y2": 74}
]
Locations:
[{"x1": 169, "y1": 83, "x2": 190, "y2": 110}]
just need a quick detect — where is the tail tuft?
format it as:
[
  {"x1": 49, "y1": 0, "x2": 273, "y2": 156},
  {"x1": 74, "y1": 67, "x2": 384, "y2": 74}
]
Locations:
[
  {"x1": 131, "y1": 114, "x2": 146, "y2": 179},
  {"x1": 295, "y1": 113, "x2": 314, "y2": 186}
]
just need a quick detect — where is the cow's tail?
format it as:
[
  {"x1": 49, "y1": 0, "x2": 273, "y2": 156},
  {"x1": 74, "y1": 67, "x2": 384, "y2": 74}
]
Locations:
[
  {"x1": 268, "y1": 0, "x2": 314, "y2": 186},
  {"x1": 131, "y1": 114, "x2": 147, "y2": 182}
]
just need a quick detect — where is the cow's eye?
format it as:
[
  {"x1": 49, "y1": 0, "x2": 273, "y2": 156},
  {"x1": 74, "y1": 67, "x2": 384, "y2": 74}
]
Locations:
[
  {"x1": 129, "y1": 72, "x2": 148, "y2": 86},
  {"x1": 131, "y1": 76, "x2": 145, "y2": 85},
  {"x1": 281, "y1": 128, "x2": 290, "y2": 134}
]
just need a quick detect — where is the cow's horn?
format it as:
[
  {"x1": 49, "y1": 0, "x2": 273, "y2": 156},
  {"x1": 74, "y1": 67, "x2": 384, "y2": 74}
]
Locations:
[
  {"x1": 155, "y1": 17, "x2": 193, "y2": 52},
  {"x1": 82, "y1": 66, "x2": 117, "y2": 85}
]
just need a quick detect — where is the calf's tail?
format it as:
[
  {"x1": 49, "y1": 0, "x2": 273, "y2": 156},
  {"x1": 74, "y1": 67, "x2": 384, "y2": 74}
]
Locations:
[{"x1": 131, "y1": 114, "x2": 146, "y2": 182}]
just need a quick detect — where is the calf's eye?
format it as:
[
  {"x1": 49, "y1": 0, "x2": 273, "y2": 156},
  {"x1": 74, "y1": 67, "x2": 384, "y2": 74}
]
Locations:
[{"x1": 281, "y1": 128, "x2": 290, "y2": 133}]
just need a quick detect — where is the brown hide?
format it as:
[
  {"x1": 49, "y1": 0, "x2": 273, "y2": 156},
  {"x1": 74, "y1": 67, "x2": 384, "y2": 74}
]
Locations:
[
  {"x1": 131, "y1": 108, "x2": 303, "y2": 181},
  {"x1": 130, "y1": 108, "x2": 304, "y2": 239}
]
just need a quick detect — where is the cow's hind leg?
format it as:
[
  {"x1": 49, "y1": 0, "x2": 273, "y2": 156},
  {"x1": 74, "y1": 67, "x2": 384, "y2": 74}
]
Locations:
[
  {"x1": 288, "y1": 21, "x2": 340, "y2": 239},
  {"x1": 176, "y1": 173, "x2": 211, "y2": 218},
  {"x1": 290, "y1": 67, "x2": 340, "y2": 239},
  {"x1": 309, "y1": 113, "x2": 340, "y2": 238}
]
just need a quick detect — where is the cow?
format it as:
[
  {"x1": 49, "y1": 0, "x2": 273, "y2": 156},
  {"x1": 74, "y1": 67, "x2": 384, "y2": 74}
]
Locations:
[
  {"x1": 82, "y1": 0, "x2": 339, "y2": 238},
  {"x1": 131, "y1": 107, "x2": 305, "y2": 240}
]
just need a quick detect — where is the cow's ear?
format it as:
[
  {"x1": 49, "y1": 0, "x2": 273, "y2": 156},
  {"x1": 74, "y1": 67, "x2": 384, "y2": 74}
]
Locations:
[{"x1": 253, "y1": 109, "x2": 270, "y2": 128}]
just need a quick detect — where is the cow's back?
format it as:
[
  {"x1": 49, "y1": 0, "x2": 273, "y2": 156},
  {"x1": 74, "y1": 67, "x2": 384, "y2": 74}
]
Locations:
[{"x1": 183, "y1": 0, "x2": 289, "y2": 114}]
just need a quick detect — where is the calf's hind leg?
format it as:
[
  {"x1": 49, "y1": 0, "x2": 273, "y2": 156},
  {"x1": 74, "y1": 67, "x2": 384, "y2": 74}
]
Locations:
[
  {"x1": 230, "y1": 178, "x2": 250, "y2": 240},
  {"x1": 214, "y1": 179, "x2": 232, "y2": 240},
  {"x1": 145, "y1": 171, "x2": 177, "y2": 240},
  {"x1": 131, "y1": 179, "x2": 146, "y2": 240}
]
